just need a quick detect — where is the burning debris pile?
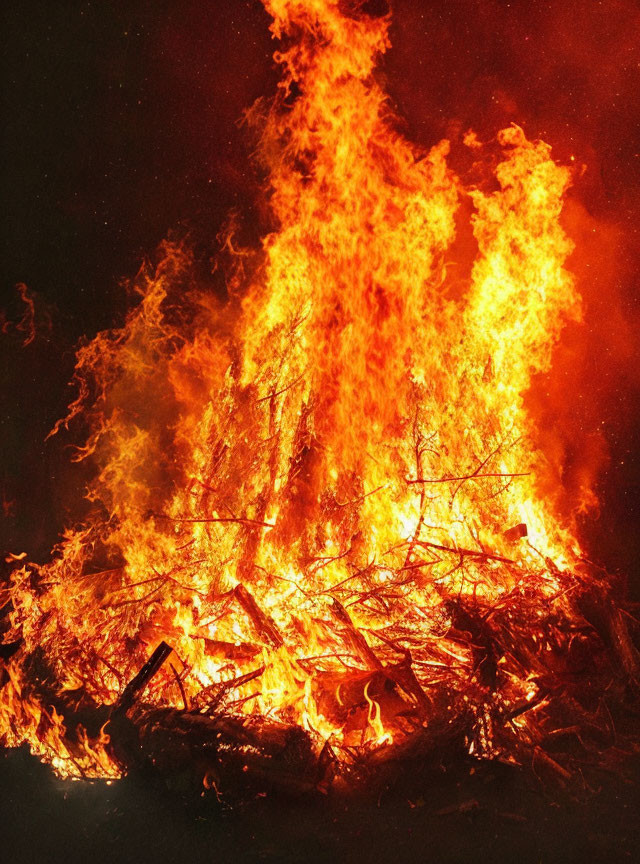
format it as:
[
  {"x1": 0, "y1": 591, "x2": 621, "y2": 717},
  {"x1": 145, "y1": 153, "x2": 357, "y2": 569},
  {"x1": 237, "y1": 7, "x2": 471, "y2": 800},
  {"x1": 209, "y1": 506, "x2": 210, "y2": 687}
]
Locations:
[{"x1": 1, "y1": 0, "x2": 638, "y2": 798}]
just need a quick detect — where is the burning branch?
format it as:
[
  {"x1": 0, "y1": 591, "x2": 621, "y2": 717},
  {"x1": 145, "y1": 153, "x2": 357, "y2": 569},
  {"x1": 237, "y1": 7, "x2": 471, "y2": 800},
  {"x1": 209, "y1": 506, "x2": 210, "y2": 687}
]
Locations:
[
  {"x1": 233, "y1": 584, "x2": 284, "y2": 649},
  {"x1": 116, "y1": 641, "x2": 173, "y2": 714}
]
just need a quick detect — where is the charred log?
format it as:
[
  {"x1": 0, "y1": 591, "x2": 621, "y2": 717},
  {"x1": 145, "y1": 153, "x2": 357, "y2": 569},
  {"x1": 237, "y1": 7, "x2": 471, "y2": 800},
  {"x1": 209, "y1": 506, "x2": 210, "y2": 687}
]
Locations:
[{"x1": 116, "y1": 641, "x2": 173, "y2": 714}]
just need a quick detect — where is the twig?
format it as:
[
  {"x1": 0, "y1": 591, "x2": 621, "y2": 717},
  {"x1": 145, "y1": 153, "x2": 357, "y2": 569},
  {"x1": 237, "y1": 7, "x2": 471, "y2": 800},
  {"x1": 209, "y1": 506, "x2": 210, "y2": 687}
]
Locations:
[
  {"x1": 335, "y1": 485, "x2": 387, "y2": 509},
  {"x1": 408, "y1": 472, "x2": 530, "y2": 485},
  {"x1": 414, "y1": 539, "x2": 515, "y2": 564},
  {"x1": 255, "y1": 372, "x2": 306, "y2": 404},
  {"x1": 170, "y1": 662, "x2": 189, "y2": 711},
  {"x1": 152, "y1": 513, "x2": 274, "y2": 529},
  {"x1": 203, "y1": 665, "x2": 266, "y2": 713},
  {"x1": 102, "y1": 583, "x2": 165, "y2": 609}
]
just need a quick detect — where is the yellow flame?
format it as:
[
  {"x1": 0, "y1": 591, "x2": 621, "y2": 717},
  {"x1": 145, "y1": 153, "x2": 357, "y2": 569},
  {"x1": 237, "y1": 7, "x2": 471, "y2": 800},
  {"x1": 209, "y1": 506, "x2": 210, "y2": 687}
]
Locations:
[{"x1": 1, "y1": 0, "x2": 590, "y2": 777}]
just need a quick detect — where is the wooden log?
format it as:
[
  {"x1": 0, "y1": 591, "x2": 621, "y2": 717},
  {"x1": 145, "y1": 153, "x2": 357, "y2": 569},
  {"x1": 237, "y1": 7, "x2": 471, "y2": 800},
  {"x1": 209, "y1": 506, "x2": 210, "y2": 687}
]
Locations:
[
  {"x1": 385, "y1": 661, "x2": 431, "y2": 716},
  {"x1": 122, "y1": 704, "x2": 319, "y2": 798},
  {"x1": 233, "y1": 584, "x2": 283, "y2": 648},
  {"x1": 503, "y1": 522, "x2": 528, "y2": 543},
  {"x1": 330, "y1": 599, "x2": 382, "y2": 670},
  {"x1": 313, "y1": 668, "x2": 398, "y2": 724},
  {"x1": 196, "y1": 636, "x2": 261, "y2": 662},
  {"x1": 576, "y1": 585, "x2": 640, "y2": 679},
  {"x1": 311, "y1": 664, "x2": 426, "y2": 740},
  {"x1": 445, "y1": 600, "x2": 500, "y2": 689},
  {"x1": 115, "y1": 641, "x2": 173, "y2": 714}
]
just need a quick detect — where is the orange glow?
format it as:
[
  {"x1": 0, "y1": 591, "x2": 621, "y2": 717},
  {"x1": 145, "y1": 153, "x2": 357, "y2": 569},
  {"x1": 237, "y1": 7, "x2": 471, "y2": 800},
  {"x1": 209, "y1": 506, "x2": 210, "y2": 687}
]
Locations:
[{"x1": 0, "y1": 0, "x2": 596, "y2": 781}]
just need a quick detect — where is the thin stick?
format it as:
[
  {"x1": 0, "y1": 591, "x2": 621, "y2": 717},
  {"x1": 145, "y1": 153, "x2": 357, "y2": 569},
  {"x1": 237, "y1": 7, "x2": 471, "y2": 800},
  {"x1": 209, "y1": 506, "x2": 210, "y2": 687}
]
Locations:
[
  {"x1": 408, "y1": 472, "x2": 530, "y2": 484},
  {"x1": 414, "y1": 539, "x2": 515, "y2": 564},
  {"x1": 255, "y1": 373, "x2": 306, "y2": 404},
  {"x1": 152, "y1": 513, "x2": 274, "y2": 529},
  {"x1": 170, "y1": 662, "x2": 189, "y2": 711}
]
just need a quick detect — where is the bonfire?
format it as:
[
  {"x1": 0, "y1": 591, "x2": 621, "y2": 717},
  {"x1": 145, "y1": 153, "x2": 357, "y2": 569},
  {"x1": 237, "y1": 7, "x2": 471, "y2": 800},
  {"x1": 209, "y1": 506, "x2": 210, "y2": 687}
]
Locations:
[{"x1": 1, "y1": 0, "x2": 638, "y2": 798}]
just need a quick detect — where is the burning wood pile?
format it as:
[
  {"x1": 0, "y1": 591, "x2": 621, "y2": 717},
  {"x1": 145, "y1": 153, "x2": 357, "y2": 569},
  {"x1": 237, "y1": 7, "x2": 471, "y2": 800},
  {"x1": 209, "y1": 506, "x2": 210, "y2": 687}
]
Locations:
[{"x1": 1, "y1": 0, "x2": 638, "y2": 800}]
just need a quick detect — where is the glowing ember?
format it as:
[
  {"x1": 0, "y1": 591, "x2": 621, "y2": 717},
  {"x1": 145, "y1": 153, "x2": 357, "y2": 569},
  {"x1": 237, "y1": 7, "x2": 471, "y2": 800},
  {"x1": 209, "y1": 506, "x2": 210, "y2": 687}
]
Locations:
[{"x1": 0, "y1": 0, "x2": 631, "y2": 786}]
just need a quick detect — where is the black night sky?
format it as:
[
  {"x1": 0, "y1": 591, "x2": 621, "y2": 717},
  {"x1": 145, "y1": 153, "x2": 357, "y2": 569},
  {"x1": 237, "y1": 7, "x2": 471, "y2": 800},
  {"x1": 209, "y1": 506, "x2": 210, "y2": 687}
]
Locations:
[{"x1": 2, "y1": 2, "x2": 640, "y2": 861}]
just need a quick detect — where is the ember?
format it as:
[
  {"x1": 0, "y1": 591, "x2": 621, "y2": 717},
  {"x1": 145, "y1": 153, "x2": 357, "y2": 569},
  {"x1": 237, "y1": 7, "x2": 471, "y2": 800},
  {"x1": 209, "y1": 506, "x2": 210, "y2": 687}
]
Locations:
[{"x1": 1, "y1": 0, "x2": 638, "y2": 799}]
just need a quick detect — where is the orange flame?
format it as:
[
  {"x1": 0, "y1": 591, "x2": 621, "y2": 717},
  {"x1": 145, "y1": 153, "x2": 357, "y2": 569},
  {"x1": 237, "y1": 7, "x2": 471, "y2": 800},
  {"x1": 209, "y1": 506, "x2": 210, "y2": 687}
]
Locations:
[{"x1": 1, "y1": 0, "x2": 594, "y2": 779}]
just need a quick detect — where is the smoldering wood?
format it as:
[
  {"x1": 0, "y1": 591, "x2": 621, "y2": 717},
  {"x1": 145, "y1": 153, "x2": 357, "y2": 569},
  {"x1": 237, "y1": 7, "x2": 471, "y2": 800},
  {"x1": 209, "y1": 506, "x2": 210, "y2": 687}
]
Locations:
[
  {"x1": 312, "y1": 668, "x2": 405, "y2": 726},
  {"x1": 115, "y1": 641, "x2": 173, "y2": 714},
  {"x1": 574, "y1": 582, "x2": 640, "y2": 679},
  {"x1": 444, "y1": 599, "x2": 501, "y2": 689},
  {"x1": 122, "y1": 705, "x2": 319, "y2": 797},
  {"x1": 0, "y1": 640, "x2": 22, "y2": 661},
  {"x1": 2, "y1": 563, "x2": 639, "y2": 801},
  {"x1": 196, "y1": 636, "x2": 262, "y2": 662}
]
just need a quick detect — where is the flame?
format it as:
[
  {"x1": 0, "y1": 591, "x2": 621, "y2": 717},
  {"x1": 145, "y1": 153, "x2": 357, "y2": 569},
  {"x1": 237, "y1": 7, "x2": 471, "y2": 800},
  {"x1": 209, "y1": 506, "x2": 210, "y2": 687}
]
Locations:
[{"x1": 1, "y1": 0, "x2": 598, "y2": 780}]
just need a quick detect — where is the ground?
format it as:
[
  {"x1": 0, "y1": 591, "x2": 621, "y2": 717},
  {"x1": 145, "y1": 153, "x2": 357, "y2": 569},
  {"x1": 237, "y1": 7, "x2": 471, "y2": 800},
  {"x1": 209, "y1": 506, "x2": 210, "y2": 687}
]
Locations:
[{"x1": 1, "y1": 747, "x2": 639, "y2": 864}]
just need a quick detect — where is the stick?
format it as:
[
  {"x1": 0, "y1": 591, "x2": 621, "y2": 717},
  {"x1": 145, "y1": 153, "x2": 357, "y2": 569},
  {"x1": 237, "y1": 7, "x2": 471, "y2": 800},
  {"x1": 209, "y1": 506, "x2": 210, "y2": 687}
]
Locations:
[
  {"x1": 331, "y1": 599, "x2": 382, "y2": 670},
  {"x1": 234, "y1": 584, "x2": 284, "y2": 648},
  {"x1": 115, "y1": 641, "x2": 173, "y2": 713},
  {"x1": 170, "y1": 662, "x2": 189, "y2": 711},
  {"x1": 408, "y1": 472, "x2": 530, "y2": 485},
  {"x1": 414, "y1": 539, "x2": 515, "y2": 564},
  {"x1": 152, "y1": 513, "x2": 275, "y2": 529}
]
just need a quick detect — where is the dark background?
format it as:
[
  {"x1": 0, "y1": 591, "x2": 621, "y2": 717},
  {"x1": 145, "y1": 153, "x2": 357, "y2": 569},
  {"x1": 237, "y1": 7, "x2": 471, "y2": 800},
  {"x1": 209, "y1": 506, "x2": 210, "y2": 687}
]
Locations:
[{"x1": 1, "y1": 1, "x2": 640, "y2": 861}]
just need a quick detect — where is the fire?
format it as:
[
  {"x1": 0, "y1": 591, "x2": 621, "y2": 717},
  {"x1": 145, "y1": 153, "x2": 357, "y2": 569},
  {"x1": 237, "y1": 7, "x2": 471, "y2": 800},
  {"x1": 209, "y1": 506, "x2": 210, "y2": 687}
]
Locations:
[{"x1": 0, "y1": 0, "x2": 625, "y2": 787}]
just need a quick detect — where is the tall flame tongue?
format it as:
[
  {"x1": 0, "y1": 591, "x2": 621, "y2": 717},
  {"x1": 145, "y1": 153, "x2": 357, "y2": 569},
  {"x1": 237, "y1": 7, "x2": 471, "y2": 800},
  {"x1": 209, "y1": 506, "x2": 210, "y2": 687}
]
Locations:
[{"x1": 2, "y1": 0, "x2": 595, "y2": 781}]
